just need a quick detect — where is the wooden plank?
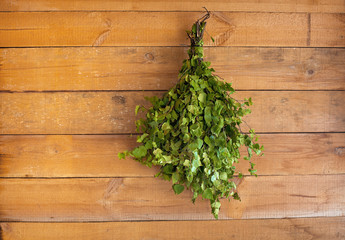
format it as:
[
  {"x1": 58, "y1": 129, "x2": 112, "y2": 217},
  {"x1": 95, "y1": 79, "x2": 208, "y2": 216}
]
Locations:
[
  {"x1": 0, "y1": 91, "x2": 344, "y2": 134},
  {"x1": 0, "y1": 12, "x2": 310, "y2": 47},
  {"x1": 1, "y1": 0, "x2": 344, "y2": 13},
  {"x1": 0, "y1": 134, "x2": 344, "y2": 178},
  {"x1": 311, "y1": 13, "x2": 345, "y2": 47},
  {"x1": 0, "y1": 12, "x2": 342, "y2": 47},
  {"x1": 1, "y1": 47, "x2": 344, "y2": 91},
  {"x1": 0, "y1": 175, "x2": 343, "y2": 221},
  {"x1": 1, "y1": 217, "x2": 344, "y2": 240}
]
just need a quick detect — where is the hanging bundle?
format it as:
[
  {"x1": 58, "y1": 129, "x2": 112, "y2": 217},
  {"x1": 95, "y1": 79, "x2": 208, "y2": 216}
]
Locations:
[{"x1": 119, "y1": 9, "x2": 263, "y2": 219}]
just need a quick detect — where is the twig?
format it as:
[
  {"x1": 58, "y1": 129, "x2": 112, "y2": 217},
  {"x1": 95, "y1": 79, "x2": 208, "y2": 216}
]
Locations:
[{"x1": 197, "y1": 7, "x2": 210, "y2": 23}]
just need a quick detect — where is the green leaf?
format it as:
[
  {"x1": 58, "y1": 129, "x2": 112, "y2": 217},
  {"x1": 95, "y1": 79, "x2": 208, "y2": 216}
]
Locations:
[
  {"x1": 202, "y1": 62, "x2": 210, "y2": 69},
  {"x1": 131, "y1": 146, "x2": 147, "y2": 158},
  {"x1": 211, "y1": 119, "x2": 223, "y2": 136},
  {"x1": 188, "y1": 142, "x2": 197, "y2": 151},
  {"x1": 212, "y1": 201, "x2": 221, "y2": 210},
  {"x1": 171, "y1": 141, "x2": 182, "y2": 151},
  {"x1": 192, "y1": 24, "x2": 197, "y2": 34},
  {"x1": 183, "y1": 133, "x2": 190, "y2": 143},
  {"x1": 171, "y1": 110, "x2": 178, "y2": 120},
  {"x1": 204, "y1": 136, "x2": 212, "y2": 147},
  {"x1": 211, "y1": 174, "x2": 217, "y2": 182},
  {"x1": 198, "y1": 92, "x2": 207, "y2": 103},
  {"x1": 181, "y1": 117, "x2": 189, "y2": 125},
  {"x1": 215, "y1": 100, "x2": 224, "y2": 114},
  {"x1": 145, "y1": 140, "x2": 153, "y2": 149},
  {"x1": 191, "y1": 151, "x2": 202, "y2": 173},
  {"x1": 204, "y1": 106, "x2": 212, "y2": 126},
  {"x1": 157, "y1": 131, "x2": 164, "y2": 139},
  {"x1": 196, "y1": 138, "x2": 203, "y2": 149},
  {"x1": 118, "y1": 152, "x2": 126, "y2": 160},
  {"x1": 162, "y1": 122, "x2": 171, "y2": 130},
  {"x1": 190, "y1": 123, "x2": 202, "y2": 137},
  {"x1": 183, "y1": 160, "x2": 190, "y2": 167},
  {"x1": 220, "y1": 172, "x2": 228, "y2": 181},
  {"x1": 161, "y1": 122, "x2": 172, "y2": 134},
  {"x1": 172, "y1": 172, "x2": 179, "y2": 184},
  {"x1": 168, "y1": 90, "x2": 177, "y2": 100},
  {"x1": 137, "y1": 133, "x2": 148, "y2": 143},
  {"x1": 162, "y1": 164, "x2": 174, "y2": 174},
  {"x1": 233, "y1": 192, "x2": 241, "y2": 200},
  {"x1": 162, "y1": 155, "x2": 172, "y2": 164},
  {"x1": 173, "y1": 184, "x2": 185, "y2": 194},
  {"x1": 218, "y1": 147, "x2": 230, "y2": 159},
  {"x1": 211, "y1": 200, "x2": 221, "y2": 219},
  {"x1": 187, "y1": 104, "x2": 199, "y2": 115},
  {"x1": 202, "y1": 188, "x2": 213, "y2": 200},
  {"x1": 135, "y1": 105, "x2": 140, "y2": 115}
]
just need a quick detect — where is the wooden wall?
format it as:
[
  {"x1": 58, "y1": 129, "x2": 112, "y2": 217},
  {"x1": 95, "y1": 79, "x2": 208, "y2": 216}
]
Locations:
[{"x1": 0, "y1": 1, "x2": 345, "y2": 239}]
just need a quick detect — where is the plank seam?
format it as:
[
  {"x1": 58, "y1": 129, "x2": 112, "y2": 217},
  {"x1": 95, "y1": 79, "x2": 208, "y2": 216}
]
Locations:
[
  {"x1": 1, "y1": 215, "x2": 344, "y2": 223},
  {"x1": 0, "y1": 46, "x2": 344, "y2": 49},
  {"x1": 0, "y1": 173, "x2": 344, "y2": 179},
  {"x1": 0, "y1": 10, "x2": 333, "y2": 14},
  {"x1": 1, "y1": 132, "x2": 345, "y2": 136},
  {"x1": 1, "y1": 90, "x2": 345, "y2": 93},
  {"x1": 1, "y1": 46, "x2": 344, "y2": 49}
]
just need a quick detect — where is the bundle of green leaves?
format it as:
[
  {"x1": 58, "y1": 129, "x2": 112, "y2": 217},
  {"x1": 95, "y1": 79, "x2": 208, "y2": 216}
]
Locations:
[{"x1": 119, "y1": 10, "x2": 263, "y2": 219}]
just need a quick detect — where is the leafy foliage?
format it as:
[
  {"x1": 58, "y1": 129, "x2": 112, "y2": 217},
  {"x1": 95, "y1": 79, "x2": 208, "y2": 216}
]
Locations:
[{"x1": 119, "y1": 10, "x2": 263, "y2": 219}]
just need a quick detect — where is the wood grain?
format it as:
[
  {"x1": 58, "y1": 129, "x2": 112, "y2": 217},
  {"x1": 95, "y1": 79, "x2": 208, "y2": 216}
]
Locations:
[
  {"x1": 311, "y1": 13, "x2": 345, "y2": 47},
  {"x1": 1, "y1": 47, "x2": 344, "y2": 91},
  {"x1": 1, "y1": 0, "x2": 344, "y2": 13},
  {"x1": 1, "y1": 217, "x2": 344, "y2": 240},
  {"x1": 0, "y1": 12, "x2": 310, "y2": 47},
  {"x1": 1, "y1": 91, "x2": 344, "y2": 134},
  {"x1": 0, "y1": 134, "x2": 344, "y2": 178},
  {"x1": 0, "y1": 175, "x2": 344, "y2": 221}
]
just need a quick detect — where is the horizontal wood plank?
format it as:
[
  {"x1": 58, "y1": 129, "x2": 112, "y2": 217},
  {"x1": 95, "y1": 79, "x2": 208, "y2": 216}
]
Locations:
[
  {"x1": 311, "y1": 13, "x2": 345, "y2": 47},
  {"x1": 0, "y1": 175, "x2": 343, "y2": 221},
  {"x1": 0, "y1": 12, "x2": 311, "y2": 47},
  {"x1": 1, "y1": 12, "x2": 342, "y2": 47},
  {"x1": 1, "y1": 47, "x2": 344, "y2": 91},
  {"x1": 0, "y1": 91, "x2": 344, "y2": 134},
  {"x1": 0, "y1": 134, "x2": 344, "y2": 177},
  {"x1": 1, "y1": 217, "x2": 344, "y2": 240},
  {"x1": 1, "y1": 0, "x2": 344, "y2": 13}
]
